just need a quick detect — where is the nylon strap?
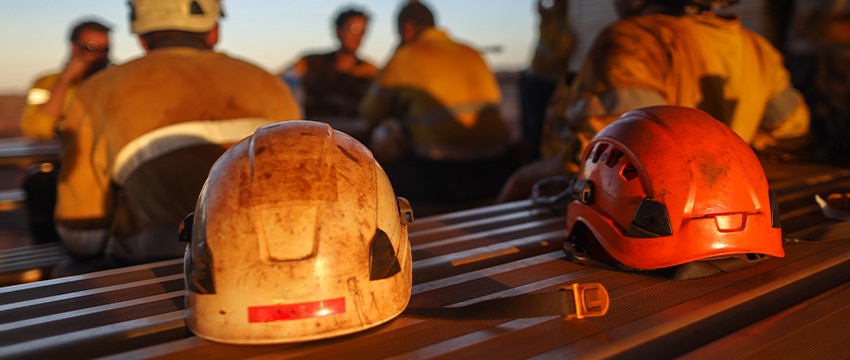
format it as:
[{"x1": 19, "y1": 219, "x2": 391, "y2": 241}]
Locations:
[{"x1": 403, "y1": 283, "x2": 608, "y2": 320}]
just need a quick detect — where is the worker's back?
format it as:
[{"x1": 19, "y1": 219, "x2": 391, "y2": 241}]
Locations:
[
  {"x1": 362, "y1": 28, "x2": 509, "y2": 158},
  {"x1": 572, "y1": 12, "x2": 809, "y2": 144}
]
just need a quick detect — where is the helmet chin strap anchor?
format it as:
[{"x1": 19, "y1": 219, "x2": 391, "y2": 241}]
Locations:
[{"x1": 530, "y1": 175, "x2": 586, "y2": 215}]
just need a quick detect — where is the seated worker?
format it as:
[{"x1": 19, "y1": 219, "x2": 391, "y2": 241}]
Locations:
[
  {"x1": 20, "y1": 19, "x2": 111, "y2": 140},
  {"x1": 359, "y1": 2, "x2": 513, "y2": 213},
  {"x1": 19, "y1": 19, "x2": 111, "y2": 243},
  {"x1": 497, "y1": 0, "x2": 811, "y2": 203},
  {"x1": 519, "y1": 0, "x2": 574, "y2": 162},
  {"x1": 281, "y1": 5, "x2": 377, "y2": 139},
  {"x1": 54, "y1": 0, "x2": 301, "y2": 274}
]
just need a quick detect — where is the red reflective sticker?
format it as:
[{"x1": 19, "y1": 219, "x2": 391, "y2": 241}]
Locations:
[{"x1": 248, "y1": 297, "x2": 346, "y2": 323}]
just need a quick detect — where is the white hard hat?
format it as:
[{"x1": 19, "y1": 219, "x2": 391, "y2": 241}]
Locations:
[
  {"x1": 181, "y1": 120, "x2": 414, "y2": 344},
  {"x1": 129, "y1": 0, "x2": 223, "y2": 34}
]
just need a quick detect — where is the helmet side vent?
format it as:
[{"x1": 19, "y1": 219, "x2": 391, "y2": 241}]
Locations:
[
  {"x1": 189, "y1": 1, "x2": 205, "y2": 15},
  {"x1": 621, "y1": 163, "x2": 639, "y2": 181},
  {"x1": 606, "y1": 148, "x2": 625, "y2": 168},
  {"x1": 370, "y1": 229, "x2": 402, "y2": 280},
  {"x1": 592, "y1": 143, "x2": 609, "y2": 163}
]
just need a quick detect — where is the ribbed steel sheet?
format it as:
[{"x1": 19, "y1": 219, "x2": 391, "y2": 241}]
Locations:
[{"x1": 0, "y1": 162, "x2": 848, "y2": 359}]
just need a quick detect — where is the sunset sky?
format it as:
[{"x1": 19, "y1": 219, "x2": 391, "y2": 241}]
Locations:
[{"x1": 0, "y1": 0, "x2": 538, "y2": 93}]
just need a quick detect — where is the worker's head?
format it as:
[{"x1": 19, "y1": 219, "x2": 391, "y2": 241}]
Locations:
[
  {"x1": 538, "y1": 0, "x2": 568, "y2": 18},
  {"x1": 68, "y1": 20, "x2": 111, "y2": 78},
  {"x1": 334, "y1": 7, "x2": 370, "y2": 54},
  {"x1": 613, "y1": 0, "x2": 739, "y2": 18},
  {"x1": 128, "y1": 0, "x2": 224, "y2": 50},
  {"x1": 396, "y1": 2, "x2": 436, "y2": 45}
]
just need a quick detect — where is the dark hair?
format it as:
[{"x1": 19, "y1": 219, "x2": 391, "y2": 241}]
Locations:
[
  {"x1": 652, "y1": 0, "x2": 741, "y2": 11},
  {"x1": 335, "y1": 7, "x2": 370, "y2": 29},
  {"x1": 397, "y1": 2, "x2": 435, "y2": 30},
  {"x1": 69, "y1": 20, "x2": 111, "y2": 43},
  {"x1": 141, "y1": 30, "x2": 211, "y2": 50}
]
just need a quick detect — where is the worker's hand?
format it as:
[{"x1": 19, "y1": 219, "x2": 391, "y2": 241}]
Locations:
[
  {"x1": 370, "y1": 119, "x2": 409, "y2": 165},
  {"x1": 60, "y1": 53, "x2": 91, "y2": 83},
  {"x1": 497, "y1": 156, "x2": 567, "y2": 203}
]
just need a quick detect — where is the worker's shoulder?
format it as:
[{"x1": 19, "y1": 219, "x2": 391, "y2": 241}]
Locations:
[
  {"x1": 604, "y1": 14, "x2": 682, "y2": 35},
  {"x1": 26, "y1": 72, "x2": 60, "y2": 90},
  {"x1": 113, "y1": 49, "x2": 281, "y2": 84},
  {"x1": 396, "y1": 37, "x2": 482, "y2": 65}
]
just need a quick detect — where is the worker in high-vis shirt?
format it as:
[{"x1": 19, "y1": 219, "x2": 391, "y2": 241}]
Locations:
[
  {"x1": 359, "y1": 2, "x2": 513, "y2": 209},
  {"x1": 19, "y1": 20, "x2": 111, "y2": 244},
  {"x1": 20, "y1": 20, "x2": 111, "y2": 140},
  {"x1": 54, "y1": 0, "x2": 301, "y2": 274},
  {"x1": 497, "y1": 0, "x2": 811, "y2": 203}
]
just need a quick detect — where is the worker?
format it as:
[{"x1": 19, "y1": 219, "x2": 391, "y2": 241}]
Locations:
[
  {"x1": 18, "y1": 19, "x2": 111, "y2": 243},
  {"x1": 497, "y1": 0, "x2": 811, "y2": 202},
  {"x1": 359, "y1": 1, "x2": 513, "y2": 212},
  {"x1": 54, "y1": 0, "x2": 301, "y2": 274},
  {"x1": 281, "y1": 6, "x2": 378, "y2": 121},
  {"x1": 20, "y1": 19, "x2": 112, "y2": 140}
]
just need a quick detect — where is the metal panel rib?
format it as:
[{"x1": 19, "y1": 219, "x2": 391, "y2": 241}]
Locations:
[
  {"x1": 0, "y1": 243, "x2": 69, "y2": 273},
  {"x1": 0, "y1": 311, "x2": 187, "y2": 360},
  {"x1": 410, "y1": 199, "x2": 534, "y2": 230},
  {"x1": 412, "y1": 217, "x2": 562, "y2": 252},
  {"x1": 0, "y1": 274, "x2": 183, "y2": 313},
  {"x1": 0, "y1": 259, "x2": 183, "y2": 305},
  {"x1": 412, "y1": 229, "x2": 565, "y2": 284},
  {"x1": 410, "y1": 205, "x2": 557, "y2": 245}
]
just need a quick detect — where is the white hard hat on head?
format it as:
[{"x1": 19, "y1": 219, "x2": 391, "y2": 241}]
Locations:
[{"x1": 129, "y1": 0, "x2": 223, "y2": 34}]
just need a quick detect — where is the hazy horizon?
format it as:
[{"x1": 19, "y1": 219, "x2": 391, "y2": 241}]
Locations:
[{"x1": 0, "y1": 1, "x2": 538, "y2": 94}]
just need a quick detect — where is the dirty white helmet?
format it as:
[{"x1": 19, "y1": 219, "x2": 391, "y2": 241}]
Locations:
[
  {"x1": 129, "y1": 0, "x2": 223, "y2": 34},
  {"x1": 181, "y1": 120, "x2": 414, "y2": 344}
]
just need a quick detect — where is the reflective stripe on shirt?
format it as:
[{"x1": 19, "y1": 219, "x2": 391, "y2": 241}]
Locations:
[
  {"x1": 112, "y1": 118, "x2": 275, "y2": 185},
  {"x1": 26, "y1": 88, "x2": 51, "y2": 105}
]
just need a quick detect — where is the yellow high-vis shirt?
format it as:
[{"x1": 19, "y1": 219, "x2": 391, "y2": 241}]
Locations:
[
  {"x1": 360, "y1": 28, "x2": 510, "y2": 161},
  {"x1": 56, "y1": 47, "x2": 301, "y2": 263},
  {"x1": 541, "y1": 12, "x2": 810, "y2": 172},
  {"x1": 20, "y1": 73, "x2": 72, "y2": 140}
]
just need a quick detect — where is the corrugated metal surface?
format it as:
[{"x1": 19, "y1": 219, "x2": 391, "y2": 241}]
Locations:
[
  {"x1": 682, "y1": 276, "x2": 850, "y2": 359},
  {"x1": 0, "y1": 162, "x2": 848, "y2": 359}
]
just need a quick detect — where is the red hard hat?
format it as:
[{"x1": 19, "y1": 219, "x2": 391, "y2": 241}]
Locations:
[{"x1": 564, "y1": 106, "x2": 783, "y2": 276}]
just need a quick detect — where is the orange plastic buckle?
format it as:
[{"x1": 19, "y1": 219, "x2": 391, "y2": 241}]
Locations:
[{"x1": 567, "y1": 282, "x2": 609, "y2": 319}]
